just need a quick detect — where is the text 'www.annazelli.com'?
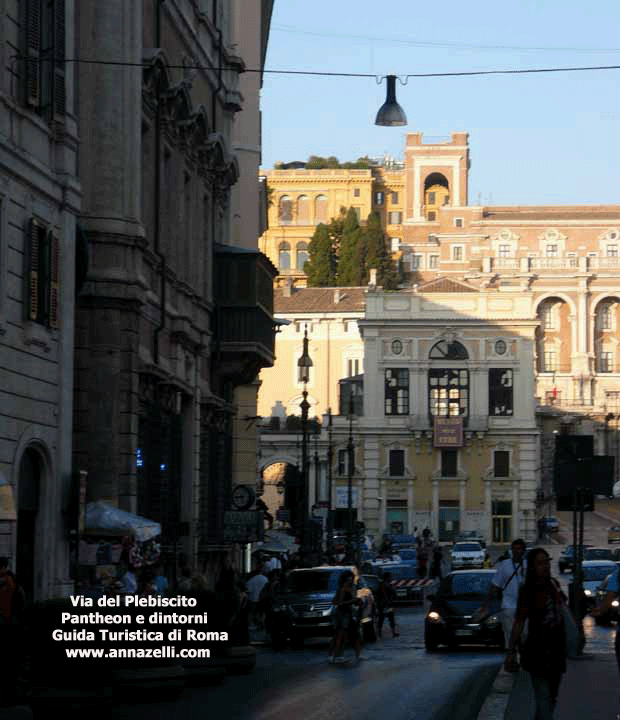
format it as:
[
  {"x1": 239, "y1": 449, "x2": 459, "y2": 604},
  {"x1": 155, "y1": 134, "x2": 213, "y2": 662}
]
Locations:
[{"x1": 65, "y1": 647, "x2": 210, "y2": 659}]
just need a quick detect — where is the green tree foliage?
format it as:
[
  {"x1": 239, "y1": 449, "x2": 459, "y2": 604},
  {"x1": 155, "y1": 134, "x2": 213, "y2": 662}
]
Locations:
[
  {"x1": 305, "y1": 223, "x2": 337, "y2": 286},
  {"x1": 364, "y1": 211, "x2": 384, "y2": 277},
  {"x1": 304, "y1": 155, "x2": 373, "y2": 170},
  {"x1": 337, "y1": 208, "x2": 365, "y2": 285},
  {"x1": 377, "y1": 237, "x2": 400, "y2": 291}
]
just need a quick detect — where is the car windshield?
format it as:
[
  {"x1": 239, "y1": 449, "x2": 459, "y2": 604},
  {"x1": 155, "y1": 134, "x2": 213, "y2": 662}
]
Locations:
[
  {"x1": 398, "y1": 549, "x2": 417, "y2": 560},
  {"x1": 585, "y1": 550, "x2": 613, "y2": 560},
  {"x1": 583, "y1": 566, "x2": 616, "y2": 581},
  {"x1": 453, "y1": 543, "x2": 482, "y2": 552},
  {"x1": 439, "y1": 573, "x2": 492, "y2": 597},
  {"x1": 285, "y1": 570, "x2": 345, "y2": 593}
]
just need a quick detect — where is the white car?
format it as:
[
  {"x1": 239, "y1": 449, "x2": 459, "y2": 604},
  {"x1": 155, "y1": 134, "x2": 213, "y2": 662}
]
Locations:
[{"x1": 451, "y1": 542, "x2": 485, "y2": 569}]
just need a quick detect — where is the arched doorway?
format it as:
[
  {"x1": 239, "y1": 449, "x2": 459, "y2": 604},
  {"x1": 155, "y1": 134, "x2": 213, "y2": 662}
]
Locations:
[
  {"x1": 261, "y1": 461, "x2": 301, "y2": 532},
  {"x1": 17, "y1": 447, "x2": 42, "y2": 603}
]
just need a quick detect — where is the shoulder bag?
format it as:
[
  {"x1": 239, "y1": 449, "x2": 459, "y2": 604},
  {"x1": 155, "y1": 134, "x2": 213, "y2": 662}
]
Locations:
[{"x1": 552, "y1": 579, "x2": 582, "y2": 658}]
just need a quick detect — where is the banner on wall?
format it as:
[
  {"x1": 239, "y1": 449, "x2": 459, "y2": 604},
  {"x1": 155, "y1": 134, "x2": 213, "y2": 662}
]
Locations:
[{"x1": 433, "y1": 417, "x2": 463, "y2": 448}]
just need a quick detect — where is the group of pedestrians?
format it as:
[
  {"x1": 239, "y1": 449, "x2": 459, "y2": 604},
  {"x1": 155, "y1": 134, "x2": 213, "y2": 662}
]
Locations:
[{"x1": 328, "y1": 567, "x2": 400, "y2": 665}]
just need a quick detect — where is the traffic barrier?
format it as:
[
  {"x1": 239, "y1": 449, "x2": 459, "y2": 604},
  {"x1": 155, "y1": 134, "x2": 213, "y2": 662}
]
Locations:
[{"x1": 389, "y1": 577, "x2": 437, "y2": 605}]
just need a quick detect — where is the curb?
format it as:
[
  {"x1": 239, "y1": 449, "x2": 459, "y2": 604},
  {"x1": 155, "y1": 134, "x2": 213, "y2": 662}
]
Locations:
[
  {"x1": 431, "y1": 661, "x2": 501, "y2": 720},
  {"x1": 475, "y1": 667, "x2": 514, "y2": 720}
]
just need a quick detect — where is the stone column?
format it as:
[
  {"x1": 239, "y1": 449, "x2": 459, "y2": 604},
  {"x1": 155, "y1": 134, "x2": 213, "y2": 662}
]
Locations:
[
  {"x1": 407, "y1": 478, "x2": 415, "y2": 533},
  {"x1": 512, "y1": 480, "x2": 520, "y2": 539},
  {"x1": 432, "y1": 479, "x2": 439, "y2": 537},
  {"x1": 485, "y1": 479, "x2": 493, "y2": 543},
  {"x1": 378, "y1": 478, "x2": 386, "y2": 535}
]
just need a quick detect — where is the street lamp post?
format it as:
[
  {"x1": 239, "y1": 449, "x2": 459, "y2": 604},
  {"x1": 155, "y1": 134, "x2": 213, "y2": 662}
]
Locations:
[
  {"x1": 327, "y1": 408, "x2": 333, "y2": 555},
  {"x1": 297, "y1": 326, "x2": 313, "y2": 561},
  {"x1": 347, "y1": 391, "x2": 355, "y2": 563}
]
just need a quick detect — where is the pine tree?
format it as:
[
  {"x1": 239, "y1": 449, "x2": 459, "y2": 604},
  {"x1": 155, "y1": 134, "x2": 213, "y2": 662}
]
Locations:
[
  {"x1": 376, "y1": 234, "x2": 400, "y2": 290},
  {"x1": 337, "y1": 208, "x2": 365, "y2": 285},
  {"x1": 305, "y1": 223, "x2": 336, "y2": 286},
  {"x1": 364, "y1": 211, "x2": 385, "y2": 277}
]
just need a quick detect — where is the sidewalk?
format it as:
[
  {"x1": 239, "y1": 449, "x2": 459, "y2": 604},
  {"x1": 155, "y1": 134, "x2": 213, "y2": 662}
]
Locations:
[{"x1": 477, "y1": 652, "x2": 619, "y2": 720}]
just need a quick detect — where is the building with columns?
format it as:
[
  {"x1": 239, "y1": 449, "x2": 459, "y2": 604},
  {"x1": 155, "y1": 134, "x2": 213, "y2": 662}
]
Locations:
[
  {"x1": 74, "y1": 0, "x2": 276, "y2": 585},
  {"x1": 257, "y1": 131, "x2": 620, "y2": 545}
]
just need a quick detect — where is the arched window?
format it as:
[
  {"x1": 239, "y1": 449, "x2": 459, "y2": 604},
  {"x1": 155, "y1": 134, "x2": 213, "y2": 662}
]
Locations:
[
  {"x1": 278, "y1": 195, "x2": 293, "y2": 225},
  {"x1": 297, "y1": 195, "x2": 310, "y2": 224},
  {"x1": 296, "y1": 242, "x2": 309, "y2": 270},
  {"x1": 278, "y1": 241, "x2": 291, "y2": 270},
  {"x1": 315, "y1": 195, "x2": 327, "y2": 224},
  {"x1": 429, "y1": 339, "x2": 469, "y2": 359}
]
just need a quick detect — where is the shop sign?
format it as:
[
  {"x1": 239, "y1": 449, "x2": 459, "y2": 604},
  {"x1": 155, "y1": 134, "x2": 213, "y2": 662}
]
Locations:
[
  {"x1": 335, "y1": 487, "x2": 358, "y2": 509},
  {"x1": 223, "y1": 510, "x2": 264, "y2": 543},
  {"x1": 433, "y1": 417, "x2": 463, "y2": 448}
]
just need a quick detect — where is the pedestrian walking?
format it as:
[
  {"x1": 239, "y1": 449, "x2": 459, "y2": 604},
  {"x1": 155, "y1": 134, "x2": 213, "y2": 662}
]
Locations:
[
  {"x1": 246, "y1": 562, "x2": 268, "y2": 630},
  {"x1": 0, "y1": 557, "x2": 17, "y2": 624},
  {"x1": 591, "y1": 564, "x2": 620, "y2": 720},
  {"x1": 377, "y1": 572, "x2": 399, "y2": 637},
  {"x1": 329, "y1": 570, "x2": 365, "y2": 665},
  {"x1": 475, "y1": 538, "x2": 527, "y2": 648},
  {"x1": 430, "y1": 546, "x2": 443, "y2": 579},
  {"x1": 504, "y1": 547, "x2": 571, "y2": 720}
]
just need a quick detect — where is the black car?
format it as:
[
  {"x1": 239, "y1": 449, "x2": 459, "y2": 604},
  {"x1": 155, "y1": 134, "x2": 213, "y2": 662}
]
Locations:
[
  {"x1": 424, "y1": 570, "x2": 503, "y2": 651},
  {"x1": 270, "y1": 566, "x2": 375, "y2": 648}
]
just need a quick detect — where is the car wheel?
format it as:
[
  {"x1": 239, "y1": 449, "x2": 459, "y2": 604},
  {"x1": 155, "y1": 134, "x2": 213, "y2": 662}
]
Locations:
[
  {"x1": 424, "y1": 634, "x2": 439, "y2": 652},
  {"x1": 594, "y1": 613, "x2": 612, "y2": 626},
  {"x1": 289, "y1": 633, "x2": 304, "y2": 650}
]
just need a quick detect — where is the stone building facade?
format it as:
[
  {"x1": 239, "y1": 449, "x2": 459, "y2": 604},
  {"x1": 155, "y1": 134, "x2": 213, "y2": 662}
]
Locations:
[
  {"x1": 258, "y1": 131, "x2": 620, "y2": 544},
  {"x1": 0, "y1": 0, "x2": 80, "y2": 600},
  {"x1": 74, "y1": 0, "x2": 276, "y2": 584}
]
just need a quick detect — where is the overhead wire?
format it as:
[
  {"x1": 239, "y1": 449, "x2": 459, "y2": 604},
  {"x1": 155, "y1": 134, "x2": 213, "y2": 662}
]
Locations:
[{"x1": 12, "y1": 54, "x2": 620, "y2": 80}]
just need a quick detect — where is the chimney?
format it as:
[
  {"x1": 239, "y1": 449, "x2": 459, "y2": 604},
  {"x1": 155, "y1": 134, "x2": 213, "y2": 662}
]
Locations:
[
  {"x1": 334, "y1": 288, "x2": 341, "y2": 304},
  {"x1": 369, "y1": 268, "x2": 377, "y2": 286},
  {"x1": 283, "y1": 278, "x2": 293, "y2": 297}
]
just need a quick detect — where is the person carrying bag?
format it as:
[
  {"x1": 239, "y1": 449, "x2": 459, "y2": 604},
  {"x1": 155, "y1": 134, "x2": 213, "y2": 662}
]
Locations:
[
  {"x1": 505, "y1": 547, "x2": 577, "y2": 720},
  {"x1": 476, "y1": 538, "x2": 527, "y2": 650}
]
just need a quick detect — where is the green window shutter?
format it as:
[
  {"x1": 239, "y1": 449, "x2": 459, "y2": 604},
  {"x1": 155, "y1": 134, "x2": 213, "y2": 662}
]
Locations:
[
  {"x1": 25, "y1": 0, "x2": 41, "y2": 109},
  {"x1": 49, "y1": 231, "x2": 60, "y2": 328},
  {"x1": 25, "y1": 218, "x2": 40, "y2": 321}
]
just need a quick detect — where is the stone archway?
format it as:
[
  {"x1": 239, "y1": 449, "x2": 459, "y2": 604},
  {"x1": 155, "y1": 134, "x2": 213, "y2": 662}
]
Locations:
[
  {"x1": 261, "y1": 461, "x2": 302, "y2": 532},
  {"x1": 16, "y1": 447, "x2": 42, "y2": 603}
]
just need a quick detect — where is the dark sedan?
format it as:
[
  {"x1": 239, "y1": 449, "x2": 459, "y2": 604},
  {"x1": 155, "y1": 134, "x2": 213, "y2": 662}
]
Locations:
[{"x1": 424, "y1": 570, "x2": 503, "y2": 651}]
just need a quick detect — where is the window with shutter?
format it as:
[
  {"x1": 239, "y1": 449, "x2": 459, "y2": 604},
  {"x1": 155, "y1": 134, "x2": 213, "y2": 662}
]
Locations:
[
  {"x1": 52, "y1": 0, "x2": 66, "y2": 137},
  {"x1": 25, "y1": 0, "x2": 41, "y2": 109},
  {"x1": 49, "y1": 232, "x2": 60, "y2": 328},
  {"x1": 23, "y1": 0, "x2": 65, "y2": 130},
  {"x1": 25, "y1": 219, "x2": 58, "y2": 328},
  {"x1": 25, "y1": 218, "x2": 40, "y2": 321}
]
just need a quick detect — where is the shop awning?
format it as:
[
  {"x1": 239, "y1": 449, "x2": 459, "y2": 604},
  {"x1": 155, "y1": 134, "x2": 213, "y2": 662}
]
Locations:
[{"x1": 84, "y1": 501, "x2": 161, "y2": 542}]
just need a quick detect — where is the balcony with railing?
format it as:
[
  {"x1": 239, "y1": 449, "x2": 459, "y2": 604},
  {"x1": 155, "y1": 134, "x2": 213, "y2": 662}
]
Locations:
[{"x1": 214, "y1": 244, "x2": 278, "y2": 382}]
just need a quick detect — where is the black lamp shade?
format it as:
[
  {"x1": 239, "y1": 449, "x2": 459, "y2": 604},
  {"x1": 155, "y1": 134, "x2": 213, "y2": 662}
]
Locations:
[{"x1": 375, "y1": 75, "x2": 407, "y2": 127}]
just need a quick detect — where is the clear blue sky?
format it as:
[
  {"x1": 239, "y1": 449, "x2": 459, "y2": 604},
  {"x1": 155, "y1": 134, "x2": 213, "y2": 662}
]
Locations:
[{"x1": 260, "y1": 0, "x2": 620, "y2": 205}]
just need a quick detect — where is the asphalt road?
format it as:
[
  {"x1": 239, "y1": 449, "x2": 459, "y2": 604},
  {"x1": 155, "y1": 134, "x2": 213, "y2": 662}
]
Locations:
[{"x1": 108, "y1": 606, "x2": 501, "y2": 720}]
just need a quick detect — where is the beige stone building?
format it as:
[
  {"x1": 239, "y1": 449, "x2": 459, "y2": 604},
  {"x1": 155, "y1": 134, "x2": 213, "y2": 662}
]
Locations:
[{"x1": 258, "y1": 131, "x2": 620, "y2": 545}]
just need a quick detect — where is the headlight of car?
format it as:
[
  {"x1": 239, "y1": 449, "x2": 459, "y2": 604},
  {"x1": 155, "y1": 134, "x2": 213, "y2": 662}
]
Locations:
[
  {"x1": 584, "y1": 589, "x2": 592, "y2": 596},
  {"x1": 612, "y1": 600, "x2": 619, "y2": 608},
  {"x1": 427, "y1": 611, "x2": 442, "y2": 623},
  {"x1": 484, "y1": 614, "x2": 500, "y2": 626}
]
